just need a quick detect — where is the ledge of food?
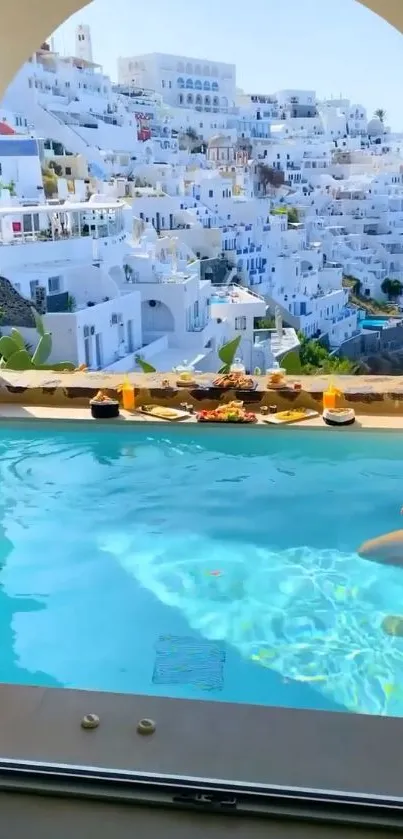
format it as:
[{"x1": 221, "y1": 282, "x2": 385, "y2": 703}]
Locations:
[{"x1": 0, "y1": 370, "x2": 403, "y2": 417}]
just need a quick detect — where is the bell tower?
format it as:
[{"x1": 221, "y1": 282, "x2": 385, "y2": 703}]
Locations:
[{"x1": 75, "y1": 24, "x2": 93, "y2": 63}]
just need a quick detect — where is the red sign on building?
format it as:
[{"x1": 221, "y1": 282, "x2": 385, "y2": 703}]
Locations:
[{"x1": 135, "y1": 112, "x2": 151, "y2": 141}]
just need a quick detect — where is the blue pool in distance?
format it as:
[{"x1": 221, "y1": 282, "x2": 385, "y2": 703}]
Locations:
[
  {"x1": 210, "y1": 295, "x2": 228, "y2": 304},
  {"x1": 361, "y1": 318, "x2": 388, "y2": 330},
  {"x1": 3, "y1": 422, "x2": 403, "y2": 716}
]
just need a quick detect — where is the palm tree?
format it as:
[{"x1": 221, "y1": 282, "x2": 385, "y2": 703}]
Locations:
[{"x1": 374, "y1": 108, "x2": 386, "y2": 123}]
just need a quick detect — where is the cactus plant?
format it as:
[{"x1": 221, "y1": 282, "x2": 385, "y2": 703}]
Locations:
[
  {"x1": 217, "y1": 335, "x2": 241, "y2": 374},
  {"x1": 0, "y1": 309, "x2": 75, "y2": 371},
  {"x1": 135, "y1": 354, "x2": 157, "y2": 373},
  {"x1": 281, "y1": 350, "x2": 302, "y2": 374}
]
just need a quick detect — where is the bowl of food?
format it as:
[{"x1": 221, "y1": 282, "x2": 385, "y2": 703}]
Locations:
[
  {"x1": 175, "y1": 361, "x2": 197, "y2": 387},
  {"x1": 323, "y1": 407, "x2": 355, "y2": 427},
  {"x1": 90, "y1": 390, "x2": 120, "y2": 419},
  {"x1": 176, "y1": 370, "x2": 197, "y2": 387},
  {"x1": 266, "y1": 367, "x2": 286, "y2": 389}
]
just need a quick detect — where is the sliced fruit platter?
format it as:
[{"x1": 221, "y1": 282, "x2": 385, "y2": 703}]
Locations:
[
  {"x1": 197, "y1": 402, "x2": 256, "y2": 424},
  {"x1": 212, "y1": 373, "x2": 256, "y2": 390}
]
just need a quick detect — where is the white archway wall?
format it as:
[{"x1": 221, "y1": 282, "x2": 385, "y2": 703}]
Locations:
[
  {"x1": 141, "y1": 298, "x2": 175, "y2": 336},
  {"x1": 0, "y1": 0, "x2": 92, "y2": 98},
  {"x1": 0, "y1": 1, "x2": 401, "y2": 99}
]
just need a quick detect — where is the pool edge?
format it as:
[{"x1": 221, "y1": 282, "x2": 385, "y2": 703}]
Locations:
[
  {"x1": 0, "y1": 405, "x2": 403, "y2": 432},
  {"x1": 0, "y1": 681, "x2": 402, "y2": 799}
]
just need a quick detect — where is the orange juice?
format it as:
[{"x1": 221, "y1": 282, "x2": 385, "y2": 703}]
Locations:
[
  {"x1": 120, "y1": 382, "x2": 135, "y2": 411},
  {"x1": 323, "y1": 384, "x2": 341, "y2": 411}
]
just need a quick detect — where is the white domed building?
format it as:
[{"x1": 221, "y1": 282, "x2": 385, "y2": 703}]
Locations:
[{"x1": 367, "y1": 117, "x2": 384, "y2": 139}]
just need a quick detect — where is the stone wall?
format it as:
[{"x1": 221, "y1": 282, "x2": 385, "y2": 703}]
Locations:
[
  {"x1": 0, "y1": 277, "x2": 37, "y2": 327},
  {"x1": 337, "y1": 325, "x2": 403, "y2": 370},
  {"x1": 2, "y1": 370, "x2": 403, "y2": 417}
]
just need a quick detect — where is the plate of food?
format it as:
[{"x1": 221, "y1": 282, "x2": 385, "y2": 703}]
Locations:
[
  {"x1": 262, "y1": 408, "x2": 319, "y2": 425},
  {"x1": 212, "y1": 373, "x2": 256, "y2": 390},
  {"x1": 197, "y1": 402, "x2": 256, "y2": 424},
  {"x1": 137, "y1": 405, "x2": 191, "y2": 421},
  {"x1": 176, "y1": 371, "x2": 198, "y2": 388},
  {"x1": 266, "y1": 368, "x2": 287, "y2": 389}
]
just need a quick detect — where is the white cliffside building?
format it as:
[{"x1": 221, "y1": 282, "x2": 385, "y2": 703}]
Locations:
[
  {"x1": 0, "y1": 28, "x2": 373, "y2": 363},
  {"x1": 118, "y1": 53, "x2": 237, "y2": 114},
  {"x1": 0, "y1": 198, "x2": 146, "y2": 371}
]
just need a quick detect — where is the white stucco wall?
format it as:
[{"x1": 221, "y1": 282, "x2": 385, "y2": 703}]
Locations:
[{"x1": 44, "y1": 292, "x2": 142, "y2": 368}]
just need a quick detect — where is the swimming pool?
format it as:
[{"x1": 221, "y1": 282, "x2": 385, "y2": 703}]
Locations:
[
  {"x1": 360, "y1": 317, "x2": 389, "y2": 330},
  {"x1": 3, "y1": 422, "x2": 403, "y2": 717}
]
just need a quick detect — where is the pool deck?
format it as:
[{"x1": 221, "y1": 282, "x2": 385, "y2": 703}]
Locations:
[{"x1": 2, "y1": 402, "x2": 403, "y2": 431}]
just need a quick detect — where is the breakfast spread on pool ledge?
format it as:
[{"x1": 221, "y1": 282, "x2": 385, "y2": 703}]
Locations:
[{"x1": 85, "y1": 377, "x2": 359, "y2": 426}]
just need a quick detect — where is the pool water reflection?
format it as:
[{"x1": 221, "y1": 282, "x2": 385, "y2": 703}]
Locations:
[{"x1": 1, "y1": 423, "x2": 403, "y2": 716}]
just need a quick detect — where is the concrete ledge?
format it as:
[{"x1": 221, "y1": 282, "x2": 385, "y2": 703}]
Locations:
[
  {"x1": 1, "y1": 404, "x2": 403, "y2": 431},
  {"x1": 0, "y1": 680, "x2": 402, "y2": 799},
  {"x1": 1, "y1": 371, "x2": 403, "y2": 416}
]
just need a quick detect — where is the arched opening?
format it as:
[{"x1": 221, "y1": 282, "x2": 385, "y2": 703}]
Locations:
[
  {"x1": 186, "y1": 93, "x2": 193, "y2": 105},
  {"x1": 0, "y1": 2, "x2": 401, "y2": 102},
  {"x1": 185, "y1": 78, "x2": 193, "y2": 89},
  {"x1": 141, "y1": 299, "x2": 175, "y2": 341},
  {"x1": 177, "y1": 77, "x2": 184, "y2": 88},
  {"x1": 203, "y1": 80, "x2": 211, "y2": 91}
]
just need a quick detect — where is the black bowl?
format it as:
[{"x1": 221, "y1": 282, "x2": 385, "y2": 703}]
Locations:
[
  {"x1": 90, "y1": 400, "x2": 120, "y2": 419},
  {"x1": 323, "y1": 417, "x2": 355, "y2": 426}
]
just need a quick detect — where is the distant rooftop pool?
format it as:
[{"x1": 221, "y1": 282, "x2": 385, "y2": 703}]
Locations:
[
  {"x1": 211, "y1": 294, "x2": 229, "y2": 304},
  {"x1": 3, "y1": 422, "x2": 403, "y2": 717},
  {"x1": 361, "y1": 317, "x2": 390, "y2": 330}
]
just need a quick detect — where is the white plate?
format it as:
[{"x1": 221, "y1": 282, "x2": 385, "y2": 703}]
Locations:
[
  {"x1": 137, "y1": 406, "x2": 191, "y2": 421},
  {"x1": 262, "y1": 409, "x2": 319, "y2": 425}
]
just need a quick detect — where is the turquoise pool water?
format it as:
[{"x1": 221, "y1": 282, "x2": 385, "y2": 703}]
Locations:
[
  {"x1": 3, "y1": 423, "x2": 403, "y2": 716},
  {"x1": 360, "y1": 317, "x2": 389, "y2": 330}
]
